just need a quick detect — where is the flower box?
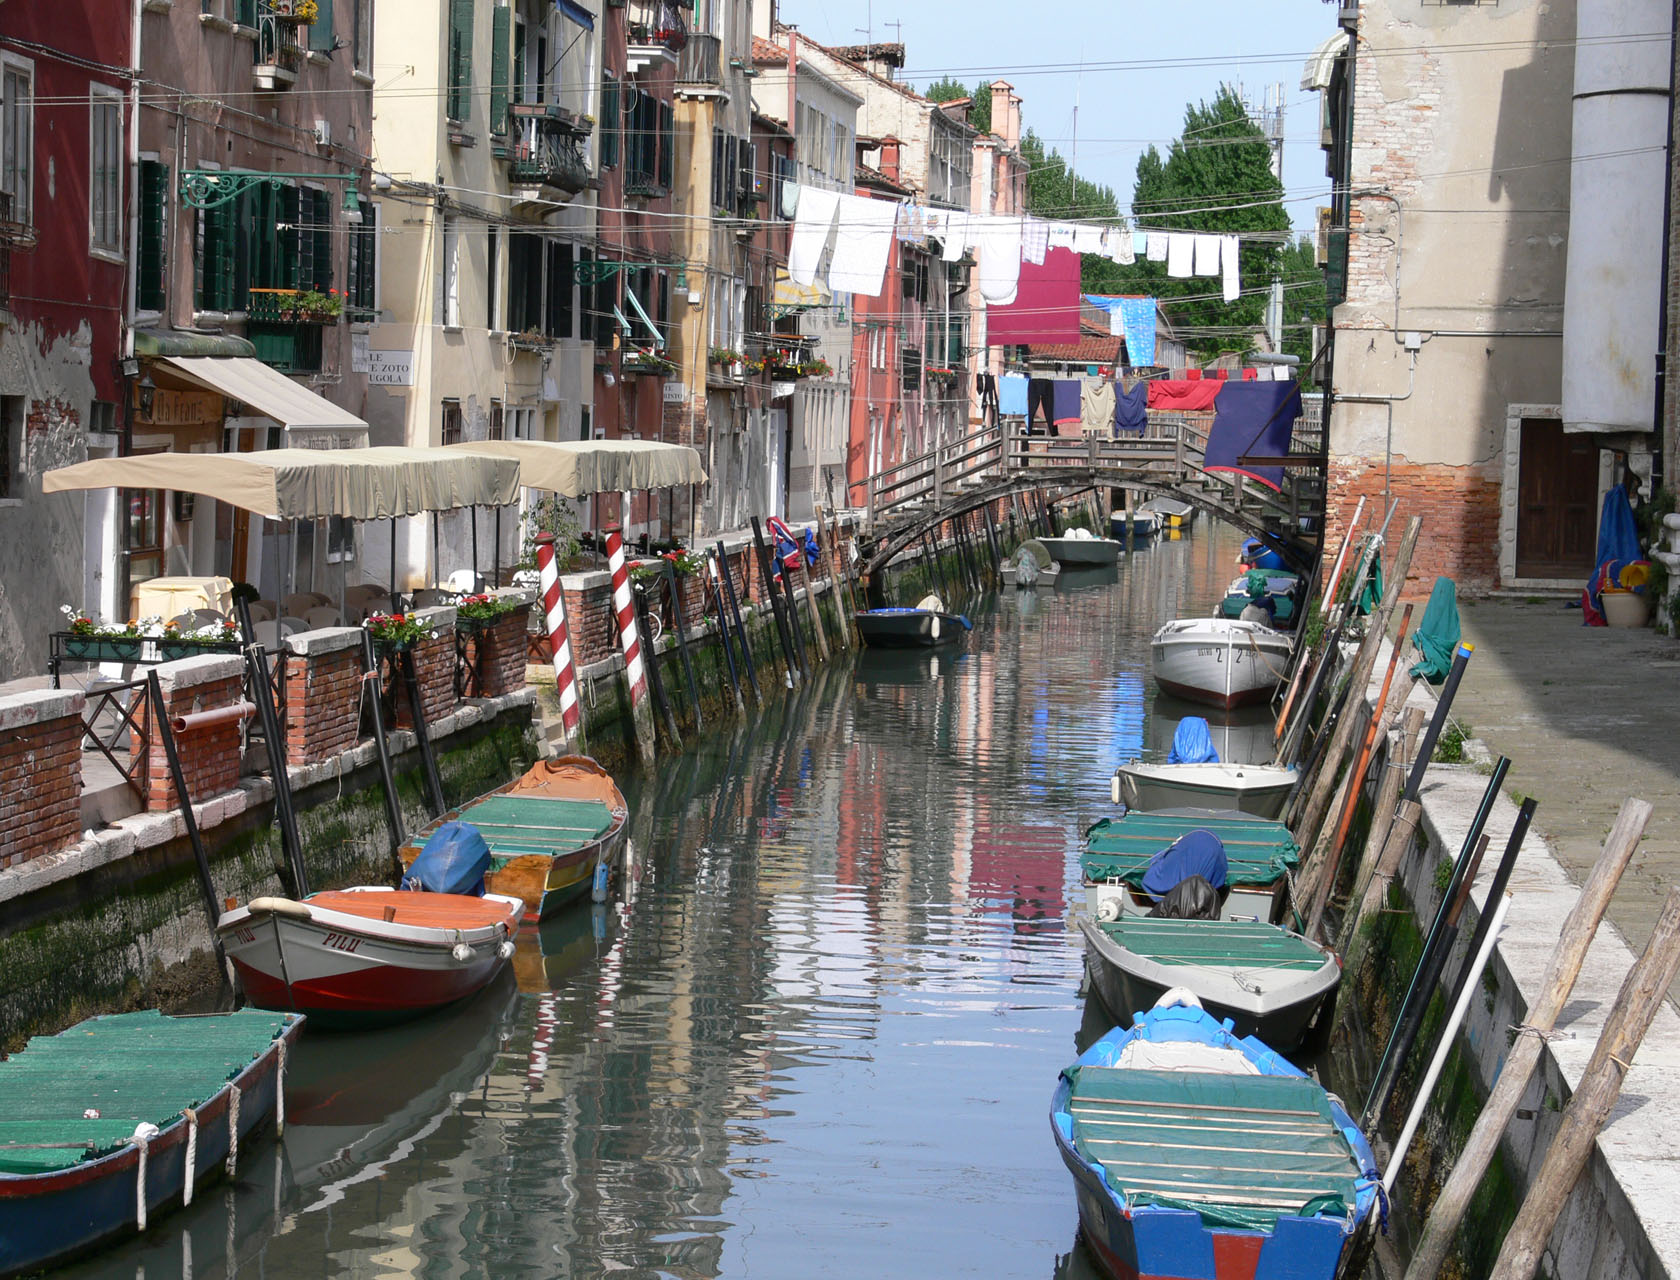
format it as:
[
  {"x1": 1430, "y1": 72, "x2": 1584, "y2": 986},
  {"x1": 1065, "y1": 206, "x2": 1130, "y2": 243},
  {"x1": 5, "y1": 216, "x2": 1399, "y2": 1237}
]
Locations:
[{"x1": 63, "y1": 636, "x2": 144, "y2": 663}]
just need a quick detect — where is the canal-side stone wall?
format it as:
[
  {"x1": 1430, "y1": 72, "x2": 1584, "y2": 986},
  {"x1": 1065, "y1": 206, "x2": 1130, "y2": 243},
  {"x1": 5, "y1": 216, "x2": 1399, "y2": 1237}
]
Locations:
[
  {"x1": 1341, "y1": 666, "x2": 1677, "y2": 1279},
  {"x1": 283, "y1": 626, "x2": 365, "y2": 765},
  {"x1": 135, "y1": 655, "x2": 246, "y2": 812},
  {"x1": 0, "y1": 688, "x2": 85, "y2": 870}
]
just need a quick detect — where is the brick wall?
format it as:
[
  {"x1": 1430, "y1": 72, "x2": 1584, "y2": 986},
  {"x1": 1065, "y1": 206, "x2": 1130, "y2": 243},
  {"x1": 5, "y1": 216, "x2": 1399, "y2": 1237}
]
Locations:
[
  {"x1": 467, "y1": 603, "x2": 533, "y2": 698},
  {"x1": 134, "y1": 655, "x2": 247, "y2": 812},
  {"x1": 283, "y1": 627, "x2": 365, "y2": 764},
  {"x1": 1327, "y1": 455, "x2": 1501, "y2": 596},
  {"x1": 392, "y1": 607, "x2": 458, "y2": 731},
  {"x1": 559, "y1": 572, "x2": 616, "y2": 666},
  {"x1": 0, "y1": 689, "x2": 85, "y2": 869}
]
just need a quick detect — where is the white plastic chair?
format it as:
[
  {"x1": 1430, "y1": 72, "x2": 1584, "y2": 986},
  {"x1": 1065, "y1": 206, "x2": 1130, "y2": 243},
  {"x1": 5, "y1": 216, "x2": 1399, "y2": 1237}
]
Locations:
[
  {"x1": 304, "y1": 606, "x2": 343, "y2": 630},
  {"x1": 445, "y1": 569, "x2": 484, "y2": 594},
  {"x1": 248, "y1": 601, "x2": 277, "y2": 622},
  {"x1": 281, "y1": 593, "x2": 319, "y2": 618},
  {"x1": 279, "y1": 616, "x2": 310, "y2": 635},
  {"x1": 252, "y1": 620, "x2": 283, "y2": 649}
]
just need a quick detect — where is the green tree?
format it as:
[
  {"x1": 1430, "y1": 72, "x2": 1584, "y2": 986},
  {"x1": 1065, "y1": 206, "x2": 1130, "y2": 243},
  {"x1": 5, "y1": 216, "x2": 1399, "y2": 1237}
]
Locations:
[
  {"x1": 924, "y1": 76, "x2": 968, "y2": 105},
  {"x1": 924, "y1": 79, "x2": 992, "y2": 134},
  {"x1": 1103, "y1": 86, "x2": 1292, "y2": 359},
  {"x1": 1277, "y1": 235, "x2": 1327, "y2": 380}
]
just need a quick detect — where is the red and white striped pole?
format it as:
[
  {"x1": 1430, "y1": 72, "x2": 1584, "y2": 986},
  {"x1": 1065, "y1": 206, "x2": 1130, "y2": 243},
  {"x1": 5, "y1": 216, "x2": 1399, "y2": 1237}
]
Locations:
[
  {"x1": 605, "y1": 529, "x2": 656, "y2": 763},
  {"x1": 533, "y1": 533, "x2": 582, "y2": 752}
]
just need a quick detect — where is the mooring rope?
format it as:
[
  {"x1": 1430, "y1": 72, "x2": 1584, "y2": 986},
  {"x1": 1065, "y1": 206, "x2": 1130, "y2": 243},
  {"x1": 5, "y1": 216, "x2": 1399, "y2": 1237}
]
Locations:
[
  {"x1": 181, "y1": 1107, "x2": 198, "y2": 1207},
  {"x1": 132, "y1": 1122, "x2": 160, "y2": 1229},
  {"x1": 225, "y1": 1083, "x2": 241, "y2": 1178}
]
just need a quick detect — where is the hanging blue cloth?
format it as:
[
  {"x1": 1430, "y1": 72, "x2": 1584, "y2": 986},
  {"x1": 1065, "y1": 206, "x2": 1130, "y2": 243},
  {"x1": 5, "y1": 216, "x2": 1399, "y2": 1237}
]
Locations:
[
  {"x1": 1113, "y1": 382, "x2": 1149, "y2": 436},
  {"x1": 401, "y1": 821, "x2": 491, "y2": 896},
  {"x1": 1167, "y1": 717, "x2": 1219, "y2": 764},
  {"x1": 1582, "y1": 484, "x2": 1642, "y2": 625},
  {"x1": 1141, "y1": 829, "x2": 1229, "y2": 898}
]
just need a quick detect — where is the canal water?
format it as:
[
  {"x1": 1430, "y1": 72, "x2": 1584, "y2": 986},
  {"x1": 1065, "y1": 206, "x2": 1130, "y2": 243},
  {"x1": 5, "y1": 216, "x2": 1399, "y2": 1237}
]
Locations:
[{"x1": 69, "y1": 524, "x2": 1253, "y2": 1280}]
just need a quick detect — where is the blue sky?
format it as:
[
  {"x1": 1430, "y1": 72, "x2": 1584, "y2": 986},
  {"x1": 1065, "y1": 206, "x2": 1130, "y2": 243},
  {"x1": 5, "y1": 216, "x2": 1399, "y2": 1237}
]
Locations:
[{"x1": 777, "y1": 0, "x2": 1339, "y2": 232}]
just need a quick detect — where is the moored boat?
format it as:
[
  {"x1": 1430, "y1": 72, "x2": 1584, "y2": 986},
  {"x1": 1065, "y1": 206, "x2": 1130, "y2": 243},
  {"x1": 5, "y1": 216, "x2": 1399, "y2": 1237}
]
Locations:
[
  {"x1": 1079, "y1": 915, "x2": 1340, "y2": 1050},
  {"x1": 855, "y1": 598, "x2": 972, "y2": 647},
  {"x1": 1109, "y1": 511, "x2": 1160, "y2": 540},
  {"x1": 1081, "y1": 808, "x2": 1300, "y2": 923},
  {"x1": 0, "y1": 1009, "x2": 303, "y2": 1279},
  {"x1": 1217, "y1": 569, "x2": 1302, "y2": 627},
  {"x1": 402, "y1": 756, "x2": 629, "y2": 922},
  {"x1": 1051, "y1": 997, "x2": 1380, "y2": 1280},
  {"x1": 1138, "y1": 495, "x2": 1195, "y2": 530},
  {"x1": 1040, "y1": 530, "x2": 1123, "y2": 566},
  {"x1": 1151, "y1": 617, "x2": 1292, "y2": 709},
  {"x1": 1113, "y1": 760, "x2": 1297, "y2": 819},
  {"x1": 218, "y1": 886, "x2": 522, "y2": 1025}
]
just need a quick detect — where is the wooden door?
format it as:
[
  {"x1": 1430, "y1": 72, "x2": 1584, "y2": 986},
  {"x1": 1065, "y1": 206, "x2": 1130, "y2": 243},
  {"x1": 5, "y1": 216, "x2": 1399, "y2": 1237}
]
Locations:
[{"x1": 1515, "y1": 419, "x2": 1599, "y2": 579}]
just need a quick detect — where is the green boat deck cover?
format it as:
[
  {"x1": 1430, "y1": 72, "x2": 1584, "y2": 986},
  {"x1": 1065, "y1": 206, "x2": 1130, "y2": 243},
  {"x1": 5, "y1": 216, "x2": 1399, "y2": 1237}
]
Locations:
[
  {"x1": 459, "y1": 795, "x2": 614, "y2": 866},
  {"x1": 1097, "y1": 918, "x2": 1328, "y2": 971},
  {"x1": 1066, "y1": 1066, "x2": 1362, "y2": 1230},
  {"x1": 0, "y1": 1010, "x2": 291, "y2": 1175},
  {"x1": 1082, "y1": 812, "x2": 1300, "y2": 887}
]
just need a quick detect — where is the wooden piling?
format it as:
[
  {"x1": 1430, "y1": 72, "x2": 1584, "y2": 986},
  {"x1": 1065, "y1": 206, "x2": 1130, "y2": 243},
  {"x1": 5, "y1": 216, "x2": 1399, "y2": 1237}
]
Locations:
[
  {"x1": 1404, "y1": 798, "x2": 1653, "y2": 1280},
  {"x1": 816, "y1": 506, "x2": 852, "y2": 651},
  {"x1": 1337, "y1": 706, "x2": 1426, "y2": 957}
]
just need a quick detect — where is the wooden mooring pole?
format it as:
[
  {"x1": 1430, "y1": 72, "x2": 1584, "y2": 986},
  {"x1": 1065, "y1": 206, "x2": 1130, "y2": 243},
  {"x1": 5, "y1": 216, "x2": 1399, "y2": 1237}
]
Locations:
[
  {"x1": 1405, "y1": 797, "x2": 1652, "y2": 1280},
  {"x1": 1489, "y1": 883, "x2": 1680, "y2": 1279}
]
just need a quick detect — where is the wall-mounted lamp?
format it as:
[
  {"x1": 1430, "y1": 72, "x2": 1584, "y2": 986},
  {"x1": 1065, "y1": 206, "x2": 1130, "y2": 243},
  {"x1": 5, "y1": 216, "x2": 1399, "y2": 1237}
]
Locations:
[
  {"x1": 136, "y1": 372, "x2": 157, "y2": 418},
  {"x1": 342, "y1": 187, "x2": 364, "y2": 225}
]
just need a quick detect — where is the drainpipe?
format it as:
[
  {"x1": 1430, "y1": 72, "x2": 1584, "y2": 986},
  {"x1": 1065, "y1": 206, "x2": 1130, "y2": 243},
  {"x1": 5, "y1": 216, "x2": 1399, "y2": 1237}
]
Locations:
[
  {"x1": 785, "y1": 26, "x2": 797, "y2": 149},
  {"x1": 125, "y1": 0, "x2": 141, "y2": 368},
  {"x1": 1334, "y1": 348, "x2": 1417, "y2": 500}
]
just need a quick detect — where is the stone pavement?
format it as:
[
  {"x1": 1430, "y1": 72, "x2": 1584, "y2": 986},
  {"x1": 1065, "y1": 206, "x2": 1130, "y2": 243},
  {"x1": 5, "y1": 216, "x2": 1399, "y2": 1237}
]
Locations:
[{"x1": 1451, "y1": 595, "x2": 1680, "y2": 960}]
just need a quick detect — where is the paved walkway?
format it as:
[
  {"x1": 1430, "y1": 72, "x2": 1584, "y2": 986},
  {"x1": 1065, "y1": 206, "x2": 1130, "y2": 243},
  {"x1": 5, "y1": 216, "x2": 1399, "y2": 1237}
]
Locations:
[{"x1": 1451, "y1": 596, "x2": 1680, "y2": 958}]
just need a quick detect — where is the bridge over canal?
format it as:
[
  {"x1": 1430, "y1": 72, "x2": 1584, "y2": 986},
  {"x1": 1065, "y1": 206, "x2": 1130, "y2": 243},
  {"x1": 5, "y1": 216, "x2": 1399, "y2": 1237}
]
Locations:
[{"x1": 853, "y1": 412, "x2": 1327, "y2": 577}]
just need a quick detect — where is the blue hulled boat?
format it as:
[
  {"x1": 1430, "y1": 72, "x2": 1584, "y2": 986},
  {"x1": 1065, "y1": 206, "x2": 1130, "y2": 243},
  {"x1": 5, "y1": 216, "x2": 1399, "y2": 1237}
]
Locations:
[
  {"x1": 855, "y1": 597, "x2": 972, "y2": 648},
  {"x1": 1051, "y1": 998, "x2": 1380, "y2": 1280}
]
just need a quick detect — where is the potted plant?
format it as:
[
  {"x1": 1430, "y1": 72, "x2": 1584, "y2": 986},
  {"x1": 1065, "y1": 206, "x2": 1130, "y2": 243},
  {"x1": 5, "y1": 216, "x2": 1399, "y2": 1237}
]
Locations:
[
  {"x1": 270, "y1": 0, "x2": 319, "y2": 21},
  {"x1": 364, "y1": 611, "x2": 435, "y2": 653}
]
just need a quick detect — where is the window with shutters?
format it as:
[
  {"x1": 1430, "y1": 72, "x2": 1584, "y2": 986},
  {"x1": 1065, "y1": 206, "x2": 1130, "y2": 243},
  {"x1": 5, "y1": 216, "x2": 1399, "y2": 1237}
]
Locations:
[
  {"x1": 136, "y1": 159, "x2": 168, "y2": 312},
  {"x1": 1, "y1": 59, "x2": 33, "y2": 226},
  {"x1": 447, "y1": 0, "x2": 474, "y2": 125},
  {"x1": 485, "y1": 224, "x2": 500, "y2": 330},
  {"x1": 89, "y1": 86, "x2": 123, "y2": 255},
  {"x1": 600, "y1": 76, "x2": 620, "y2": 169},
  {"x1": 346, "y1": 203, "x2": 378, "y2": 320},
  {"x1": 308, "y1": 0, "x2": 335, "y2": 51},
  {"x1": 544, "y1": 241, "x2": 574, "y2": 339},
  {"x1": 506, "y1": 232, "x2": 543, "y2": 334},
  {"x1": 440, "y1": 398, "x2": 463, "y2": 446},
  {"x1": 489, "y1": 399, "x2": 505, "y2": 441},
  {"x1": 489, "y1": 5, "x2": 511, "y2": 137},
  {"x1": 656, "y1": 99, "x2": 673, "y2": 191}
]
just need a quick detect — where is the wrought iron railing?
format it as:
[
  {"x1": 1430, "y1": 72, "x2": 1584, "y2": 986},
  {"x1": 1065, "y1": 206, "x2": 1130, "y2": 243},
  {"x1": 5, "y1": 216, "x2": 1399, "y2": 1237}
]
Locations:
[
  {"x1": 508, "y1": 106, "x2": 591, "y2": 195},
  {"x1": 626, "y1": 0, "x2": 688, "y2": 51},
  {"x1": 676, "y1": 32, "x2": 721, "y2": 85}
]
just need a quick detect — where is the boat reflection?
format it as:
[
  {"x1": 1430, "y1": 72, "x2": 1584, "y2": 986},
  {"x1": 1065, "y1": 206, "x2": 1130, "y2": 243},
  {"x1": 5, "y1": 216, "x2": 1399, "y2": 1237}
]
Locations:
[
  {"x1": 1055, "y1": 563, "x2": 1121, "y2": 592},
  {"x1": 1146, "y1": 693, "x2": 1276, "y2": 766}
]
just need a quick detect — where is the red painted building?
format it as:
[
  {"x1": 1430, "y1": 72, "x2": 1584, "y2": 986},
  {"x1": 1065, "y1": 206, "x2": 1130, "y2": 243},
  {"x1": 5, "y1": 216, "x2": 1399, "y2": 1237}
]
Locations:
[{"x1": 0, "y1": 3, "x2": 134, "y2": 680}]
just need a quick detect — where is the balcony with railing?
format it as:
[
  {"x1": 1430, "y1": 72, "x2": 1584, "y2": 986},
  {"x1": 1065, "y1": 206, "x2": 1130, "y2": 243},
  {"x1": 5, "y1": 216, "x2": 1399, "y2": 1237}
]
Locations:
[
  {"x1": 676, "y1": 32, "x2": 722, "y2": 87},
  {"x1": 507, "y1": 105, "x2": 592, "y2": 199},
  {"x1": 247, "y1": 288, "x2": 334, "y2": 373},
  {"x1": 252, "y1": 0, "x2": 306, "y2": 91},
  {"x1": 627, "y1": 0, "x2": 687, "y2": 70}
]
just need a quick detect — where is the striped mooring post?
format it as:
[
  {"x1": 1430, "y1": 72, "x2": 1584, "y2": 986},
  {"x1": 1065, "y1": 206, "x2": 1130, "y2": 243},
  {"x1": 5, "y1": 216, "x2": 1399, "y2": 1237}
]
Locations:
[
  {"x1": 533, "y1": 533, "x2": 582, "y2": 753},
  {"x1": 605, "y1": 529, "x2": 657, "y2": 764}
]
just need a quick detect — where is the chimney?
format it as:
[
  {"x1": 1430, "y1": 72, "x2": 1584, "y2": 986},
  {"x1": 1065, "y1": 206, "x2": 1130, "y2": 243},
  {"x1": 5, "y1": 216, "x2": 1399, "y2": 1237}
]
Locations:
[
  {"x1": 879, "y1": 135, "x2": 902, "y2": 184},
  {"x1": 988, "y1": 82, "x2": 1017, "y2": 147}
]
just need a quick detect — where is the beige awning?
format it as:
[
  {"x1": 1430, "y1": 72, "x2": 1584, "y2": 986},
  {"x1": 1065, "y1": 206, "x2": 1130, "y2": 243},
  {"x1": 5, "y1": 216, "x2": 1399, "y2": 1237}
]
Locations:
[
  {"x1": 1301, "y1": 31, "x2": 1349, "y2": 92},
  {"x1": 771, "y1": 269, "x2": 830, "y2": 310},
  {"x1": 158, "y1": 355, "x2": 369, "y2": 439},
  {"x1": 42, "y1": 447, "x2": 521, "y2": 520},
  {"x1": 445, "y1": 438, "x2": 707, "y2": 497}
]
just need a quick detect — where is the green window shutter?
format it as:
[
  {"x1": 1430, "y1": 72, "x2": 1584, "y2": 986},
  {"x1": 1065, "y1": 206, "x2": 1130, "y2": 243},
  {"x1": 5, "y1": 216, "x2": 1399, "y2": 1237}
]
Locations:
[
  {"x1": 657, "y1": 100, "x2": 674, "y2": 190},
  {"x1": 137, "y1": 161, "x2": 167, "y2": 312},
  {"x1": 281, "y1": 186, "x2": 302, "y2": 290},
  {"x1": 313, "y1": 189, "x2": 332, "y2": 290},
  {"x1": 448, "y1": 0, "x2": 474, "y2": 123},
  {"x1": 601, "y1": 79, "x2": 620, "y2": 168},
  {"x1": 489, "y1": 5, "x2": 511, "y2": 136},
  {"x1": 308, "y1": 0, "x2": 335, "y2": 52}
]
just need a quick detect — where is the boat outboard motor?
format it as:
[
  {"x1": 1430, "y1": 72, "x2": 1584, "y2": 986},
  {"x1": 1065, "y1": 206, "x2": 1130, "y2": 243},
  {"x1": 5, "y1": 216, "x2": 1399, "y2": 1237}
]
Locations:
[
  {"x1": 1148, "y1": 875, "x2": 1221, "y2": 921},
  {"x1": 1013, "y1": 547, "x2": 1040, "y2": 586},
  {"x1": 402, "y1": 820, "x2": 493, "y2": 896}
]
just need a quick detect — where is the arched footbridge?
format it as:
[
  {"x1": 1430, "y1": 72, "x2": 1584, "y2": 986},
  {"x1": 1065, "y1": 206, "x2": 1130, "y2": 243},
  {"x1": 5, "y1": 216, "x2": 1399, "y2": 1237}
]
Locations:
[{"x1": 855, "y1": 418, "x2": 1325, "y2": 577}]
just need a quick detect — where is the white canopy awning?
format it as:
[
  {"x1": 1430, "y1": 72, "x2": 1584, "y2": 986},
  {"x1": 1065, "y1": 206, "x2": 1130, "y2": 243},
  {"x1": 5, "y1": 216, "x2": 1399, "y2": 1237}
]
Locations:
[
  {"x1": 1301, "y1": 31, "x2": 1350, "y2": 93},
  {"x1": 42, "y1": 447, "x2": 520, "y2": 520},
  {"x1": 445, "y1": 438, "x2": 707, "y2": 497},
  {"x1": 158, "y1": 355, "x2": 369, "y2": 440}
]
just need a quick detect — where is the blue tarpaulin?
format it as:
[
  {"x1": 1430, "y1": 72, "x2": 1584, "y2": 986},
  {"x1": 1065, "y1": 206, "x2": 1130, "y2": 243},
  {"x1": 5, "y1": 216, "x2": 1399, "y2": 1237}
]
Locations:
[
  {"x1": 401, "y1": 821, "x2": 491, "y2": 896},
  {"x1": 1141, "y1": 829, "x2": 1229, "y2": 898},
  {"x1": 1204, "y1": 382, "x2": 1302, "y2": 491},
  {"x1": 1167, "y1": 717, "x2": 1220, "y2": 764},
  {"x1": 1583, "y1": 484, "x2": 1642, "y2": 626}
]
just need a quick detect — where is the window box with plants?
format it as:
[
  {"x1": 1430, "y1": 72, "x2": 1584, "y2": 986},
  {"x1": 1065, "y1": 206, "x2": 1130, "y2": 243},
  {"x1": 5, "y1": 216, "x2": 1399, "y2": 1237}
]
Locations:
[
  {"x1": 364, "y1": 611, "x2": 435, "y2": 655},
  {"x1": 508, "y1": 329, "x2": 552, "y2": 353},
  {"x1": 926, "y1": 366, "x2": 959, "y2": 388},
  {"x1": 621, "y1": 348, "x2": 677, "y2": 377},
  {"x1": 266, "y1": 0, "x2": 318, "y2": 22},
  {"x1": 54, "y1": 609, "x2": 242, "y2": 664},
  {"x1": 247, "y1": 287, "x2": 344, "y2": 325}
]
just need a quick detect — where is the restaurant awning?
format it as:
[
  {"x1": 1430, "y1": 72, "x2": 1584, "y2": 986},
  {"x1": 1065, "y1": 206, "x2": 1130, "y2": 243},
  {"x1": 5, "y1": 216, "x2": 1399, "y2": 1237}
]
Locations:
[
  {"x1": 444, "y1": 438, "x2": 706, "y2": 497},
  {"x1": 42, "y1": 447, "x2": 520, "y2": 520},
  {"x1": 157, "y1": 356, "x2": 369, "y2": 441}
]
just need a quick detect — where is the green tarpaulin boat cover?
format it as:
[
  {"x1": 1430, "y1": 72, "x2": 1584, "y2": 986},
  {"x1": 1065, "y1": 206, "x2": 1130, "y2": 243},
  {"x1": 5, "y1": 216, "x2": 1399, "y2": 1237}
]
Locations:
[
  {"x1": 1096, "y1": 917, "x2": 1328, "y2": 971},
  {"x1": 1409, "y1": 576, "x2": 1460, "y2": 685},
  {"x1": 0, "y1": 1010, "x2": 292, "y2": 1174},
  {"x1": 1064, "y1": 1066, "x2": 1363, "y2": 1231},
  {"x1": 457, "y1": 794, "x2": 615, "y2": 868},
  {"x1": 1082, "y1": 812, "x2": 1300, "y2": 888}
]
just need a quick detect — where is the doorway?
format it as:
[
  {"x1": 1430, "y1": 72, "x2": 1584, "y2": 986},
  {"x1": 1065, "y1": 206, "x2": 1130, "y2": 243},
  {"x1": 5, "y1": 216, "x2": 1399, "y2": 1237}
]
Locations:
[{"x1": 1515, "y1": 418, "x2": 1599, "y2": 580}]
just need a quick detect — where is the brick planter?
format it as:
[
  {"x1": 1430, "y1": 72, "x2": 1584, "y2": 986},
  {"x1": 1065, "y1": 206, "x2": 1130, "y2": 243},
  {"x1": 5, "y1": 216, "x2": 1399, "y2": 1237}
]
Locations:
[
  {"x1": 559, "y1": 571, "x2": 616, "y2": 666},
  {"x1": 283, "y1": 627, "x2": 366, "y2": 765},
  {"x1": 463, "y1": 598, "x2": 534, "y2": 697},
  {"x1": 390, "y1": 606, "x2": 458, "y2": 731},
  {"x1": 0, "y1": 688, "x2": 85, "y2": 869},
  {"x1": 133, "y1": 655, "x2": 246, "y2": 812}
]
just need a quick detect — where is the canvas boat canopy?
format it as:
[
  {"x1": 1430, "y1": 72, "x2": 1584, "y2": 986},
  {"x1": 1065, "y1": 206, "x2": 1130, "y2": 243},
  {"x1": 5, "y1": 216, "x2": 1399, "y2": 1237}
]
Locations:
[
  {"x1": 157, "y1": 355, "x2": 369, "y2": 438},
  {"x1": 445, "y1": 438, "x2": 706, "y2": 497},
  {"x1": 42, "y1": 447, "x2": 521, "y2": 520}
]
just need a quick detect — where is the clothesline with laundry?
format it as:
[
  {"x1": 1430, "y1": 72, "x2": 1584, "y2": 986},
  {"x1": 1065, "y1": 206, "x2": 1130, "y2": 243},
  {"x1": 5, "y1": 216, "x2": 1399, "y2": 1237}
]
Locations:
[{"x1": 786, "y1": 182, "x2": 1244, "y2": 305}]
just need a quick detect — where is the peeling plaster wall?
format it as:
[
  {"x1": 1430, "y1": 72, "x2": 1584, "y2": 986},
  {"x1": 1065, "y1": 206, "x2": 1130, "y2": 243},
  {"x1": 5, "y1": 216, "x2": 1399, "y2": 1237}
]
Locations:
[{"x1": 0, "y1": 321, "x2": 98, "y2": 682}]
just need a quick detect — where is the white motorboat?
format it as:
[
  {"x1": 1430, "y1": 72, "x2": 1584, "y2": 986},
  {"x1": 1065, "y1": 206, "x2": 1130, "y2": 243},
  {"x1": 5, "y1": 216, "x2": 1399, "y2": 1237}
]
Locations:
[
  {"x1": 1138, "y1": 495, "x2": 1195, "y2": 529},
  {"x1": 1151, "y1": 617, "x2": 1293, "y2": 710},
  {"x1": 1038, "y1": 528, "x2": 1123, "y2": 566},
  {"x1": 1112, "y1": 760, "x2": 1297, "y2": 819}
]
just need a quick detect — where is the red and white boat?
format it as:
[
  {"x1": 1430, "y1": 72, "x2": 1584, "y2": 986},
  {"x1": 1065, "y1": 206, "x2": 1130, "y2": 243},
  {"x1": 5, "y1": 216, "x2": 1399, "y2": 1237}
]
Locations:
[
  {"x1": 1151, "y1": 617, "x2": 1294, "y2": 710},
  {"x1": 217, "y1": 887, "x2": 522, "y2": 1026}
]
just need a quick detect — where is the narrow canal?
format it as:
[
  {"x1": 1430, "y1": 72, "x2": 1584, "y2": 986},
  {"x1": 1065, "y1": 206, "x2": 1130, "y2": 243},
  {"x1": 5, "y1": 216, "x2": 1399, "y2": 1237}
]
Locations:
[{"x1": 70, "y1": 524, "x2": 1251, "y2": 1280}]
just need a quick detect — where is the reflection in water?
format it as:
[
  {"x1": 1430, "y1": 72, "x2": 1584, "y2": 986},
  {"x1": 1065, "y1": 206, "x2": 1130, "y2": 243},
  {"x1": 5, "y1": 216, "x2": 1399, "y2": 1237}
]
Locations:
[{"x1": 68, "y1": 528, "x2": 1243, "y2": 1280}]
